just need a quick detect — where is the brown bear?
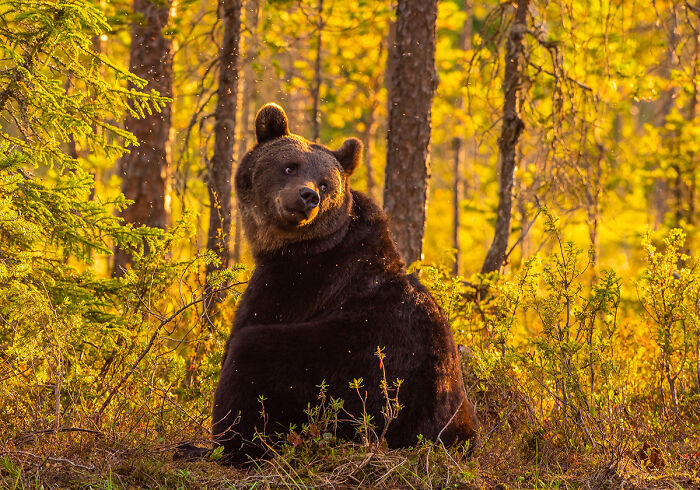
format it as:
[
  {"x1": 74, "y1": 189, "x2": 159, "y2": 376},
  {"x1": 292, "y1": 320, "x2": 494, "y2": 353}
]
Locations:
[{"x1": 212, "y1": 103, "x2": 478, "y2": 464}]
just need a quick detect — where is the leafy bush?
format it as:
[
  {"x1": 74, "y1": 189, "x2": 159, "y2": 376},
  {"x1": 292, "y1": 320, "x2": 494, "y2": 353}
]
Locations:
[
  {"x1": 0, "y1": 0, "x2": 244, "y2": 443},
  {"x1": 420, "y1": 210, "x2": 699, "y2": 482},
  {"x1": 638, "y1": 229, "x2": 700, "y2": 414}
]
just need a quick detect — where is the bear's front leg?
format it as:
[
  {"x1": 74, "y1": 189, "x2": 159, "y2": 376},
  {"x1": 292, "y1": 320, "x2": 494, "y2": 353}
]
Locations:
[{"x1": 212, "y1": 317, "x2": 387, "y2": 464}]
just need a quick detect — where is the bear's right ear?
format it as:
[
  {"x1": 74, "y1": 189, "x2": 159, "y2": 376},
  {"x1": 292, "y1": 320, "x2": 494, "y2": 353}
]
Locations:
[
  {"x1": 332, "y1": 137, "x2": 363, "y2": 177},
  {"x1": 255, "y1": 103, "x2": 290, "y2": 144}
]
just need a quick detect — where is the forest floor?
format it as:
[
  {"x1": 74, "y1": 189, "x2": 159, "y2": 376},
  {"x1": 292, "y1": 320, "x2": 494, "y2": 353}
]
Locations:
[{"x1": 1, "y1": 431, "x2": 698, "y2": 489}]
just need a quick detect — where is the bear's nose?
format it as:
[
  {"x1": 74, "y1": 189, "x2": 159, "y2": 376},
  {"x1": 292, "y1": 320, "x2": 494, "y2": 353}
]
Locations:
[{"x1": 299, "y1": 187, "x2": 320, "y2": 210}]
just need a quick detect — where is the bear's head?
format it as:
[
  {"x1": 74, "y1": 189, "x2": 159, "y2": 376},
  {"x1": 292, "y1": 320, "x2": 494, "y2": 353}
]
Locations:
[{"x1": 235, "y1": 103, "x2": 362, "y2": 254}]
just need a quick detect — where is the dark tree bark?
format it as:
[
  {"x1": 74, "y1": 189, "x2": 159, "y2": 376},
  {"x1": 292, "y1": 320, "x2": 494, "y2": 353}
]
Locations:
[
  {"x1": 384, "y1": 18, "x2": 397, "y2": 118},
  {"x1": 649, "y1": 6, "x2": 678, "y2": 230},
  {"x1": 113, "y1": 0, "x2": 172, "y2": 277},
  {"x1": 361, "y1": 100, "x2": 378, "y2": 200},
  {"x1": 688, "y1": 33, "x2": 698, "y2": 242},
  {"x1": 452, "y1": 137, "x2": 463, "y2": 275},
  {"x1": 360, "y1": 51, "x2": 383, "y2": 202},
  {"x1": 232, "y1": 0, "x2": 260, "y2": 263},
  {"x1": 311, "y1": 0, "x2": 325, "y2": 142},
  {"x1": 452, "y1": 1, "x2": 472, "y2": 276},
  {"x1": 383, "y1": 0, "x2": 438, "y2": 265},
  {"x1": 205, "y1": 0, "x2": 242, "y2": 306},
  {"x1": 480, "y1": 0, "x2": 529, "y2": 275},
  {"x1": 586, "y1": 144, "x2": 603, "y2": 270}
]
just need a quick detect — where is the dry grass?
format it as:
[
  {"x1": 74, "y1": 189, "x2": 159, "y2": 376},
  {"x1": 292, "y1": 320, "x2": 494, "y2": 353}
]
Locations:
[{"x1": 1, "y1": 417, "x2": 698, "y2": 489}]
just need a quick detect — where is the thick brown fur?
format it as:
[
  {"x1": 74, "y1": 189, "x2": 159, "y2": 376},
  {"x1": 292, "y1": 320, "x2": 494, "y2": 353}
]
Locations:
[{"x1": 213, "y1": 103, "x2": 478, "y2": 464}]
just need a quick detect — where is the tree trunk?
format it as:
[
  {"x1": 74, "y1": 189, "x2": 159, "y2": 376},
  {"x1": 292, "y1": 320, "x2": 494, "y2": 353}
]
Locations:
[
  {"x1": 649, "y1": 5, "x2": 678, "y2": 230},
  {"x1": 361, "y1": 59, "x2": 383, "y2": 202},
  {"x1": 586, "y1": 141, "x2": 604, "y2": 274},
  {"x1": 385, "y1": 19, "x2": 397, "y2": 119},
  {"x1": 696, "y1": 331, "x2": 700, "y2": 396},
  {"x1": 383, "y1": 0, "x2": 438, "y2": 265},
  {"x1": 232, "y1": 0, "x2": 260, "y2": 263},
  {"x1": 452, "y1": 137, "x2": 462, "y2": 276},
  {"x1": 666, "y1": 356, "x2": 678, "y2": 413},
  {"x1": 205, "y1": 0, "x2": 242, "y2": 307},
  {"x1": 113, "y1": 0, "x2": 172, "y2": 277},
  {"x1": 311, "y1": 0, "x2": 324, "y2": 142},
  {"x1": 480, "y1": 0, "x2": 528, "y2": 274},
  {"x1": 517, "y1": 177, "x2": 528, "y2": 260},
  {"x1": 361, "y1": 103, "x2": 378, "y2": 200},
  {"x1": 685, "y1": 32, "x2": 698, "y2": 246},
  {"x1": 452, "y1": 1, "x2": 472, "y2": 276}
]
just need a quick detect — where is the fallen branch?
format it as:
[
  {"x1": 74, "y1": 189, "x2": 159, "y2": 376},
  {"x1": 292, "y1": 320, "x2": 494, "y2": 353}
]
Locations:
[
  {"x1": 2, "y1": 450, "x2": 95, "y2": 471},
  {"x1": 12, "y1": 427, "x2": 102, "y2": 446}
]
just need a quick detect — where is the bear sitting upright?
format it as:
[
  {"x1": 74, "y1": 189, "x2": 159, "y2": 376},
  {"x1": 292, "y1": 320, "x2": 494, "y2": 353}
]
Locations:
[{"x1": 213, "y1": 103, "x2": 478, "y2": 464}]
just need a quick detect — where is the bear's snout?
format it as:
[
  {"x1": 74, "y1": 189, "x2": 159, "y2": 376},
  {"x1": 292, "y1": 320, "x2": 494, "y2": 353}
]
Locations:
[
  {"x1": 299, "y1": 187, "x2": 320, "y2": 210},
  {"x1": 277, "y1": 184, "x2": 320, "y2": 226}
]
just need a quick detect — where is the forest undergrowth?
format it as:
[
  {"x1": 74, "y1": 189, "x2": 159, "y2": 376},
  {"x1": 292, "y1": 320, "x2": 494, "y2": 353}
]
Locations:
[{"x1": 1, "y1": 214, "x2": 699, "y2": 488}]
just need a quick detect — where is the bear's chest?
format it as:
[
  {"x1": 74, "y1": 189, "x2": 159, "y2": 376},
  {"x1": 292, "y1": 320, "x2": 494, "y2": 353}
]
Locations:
[{"x1": 236, "y1": 258, "x2": 350, "y2": 326}]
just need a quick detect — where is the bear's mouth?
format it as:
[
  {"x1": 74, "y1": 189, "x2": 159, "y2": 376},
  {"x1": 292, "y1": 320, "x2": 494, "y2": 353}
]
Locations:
[{"x1": 279, "y1": 205, "x2": 317, "y2": 227}]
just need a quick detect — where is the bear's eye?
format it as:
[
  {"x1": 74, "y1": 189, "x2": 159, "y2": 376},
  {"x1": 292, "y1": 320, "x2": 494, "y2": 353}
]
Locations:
[
  {"x1": 283, "y1": 165, "x2": 297, "y2": 175},
  {"x1": 319, "y1": 183, "x2": 328, "y2": 193}
]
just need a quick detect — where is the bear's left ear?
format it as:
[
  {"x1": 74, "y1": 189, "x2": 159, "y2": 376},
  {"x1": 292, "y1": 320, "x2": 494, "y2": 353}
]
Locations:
[
  {"x1": 332, "y1": 138, "x2": 362, "y2": 176},
  {"x1": 256, "y1": 103, "x2": 290, "y2": 144}
]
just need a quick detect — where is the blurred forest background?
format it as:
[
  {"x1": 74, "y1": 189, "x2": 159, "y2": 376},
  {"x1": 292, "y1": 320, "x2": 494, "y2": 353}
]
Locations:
[{"x1": 1, "y1": 0, "x2": 699, "y2": 487}]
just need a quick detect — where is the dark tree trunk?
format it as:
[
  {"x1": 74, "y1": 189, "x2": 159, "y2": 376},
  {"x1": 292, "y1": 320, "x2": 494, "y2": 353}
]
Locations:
[
  {"x1": 517, "y1": 177, "x2": 528, "y2": 259},
  {"x1": 311, "y1": 0, "x2": 324, "y2": 142},
  {"x1": 684, "y1": 32, "x2": 698, "y2": 229},
  {"x1": 361, "y1": 103, "x2": 378, "y2": 201},
  {"x1": 452, "y1": 137, "x2": 462, "y2": 275},
  {"x1": 384, "y1": 19, "x2": 397, "y2": 118},
  {"x1": 677, "y1": 31, "x2": 699, "y2": 267},
  {"x1": 649, "y1": 6, "x2": 678, "y2": 230},
  {"x1": 688, "y1": 34, "x2": 698, "y2": 246},
  {"x1": 480, "y1": 0, "x2": 528, "y2": 274},
  {"x1": 452, "y1": 1, "x2": 472, "y2": 276},
  {"x1": 113, "y1": 0, "x2": 172, "y2": 277},
  {"x1": 383, "y1": 0, "x2": 438, "y2": 265},
  {"x1": 361, "y1": 60, "x2": 383, "y2": 202},
  {"x1": 205, "y1": 0, "x2": 242, "y2": 306},
  {"x1": 232, "y1": 0, "x2": 260, "y2": 263}
]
